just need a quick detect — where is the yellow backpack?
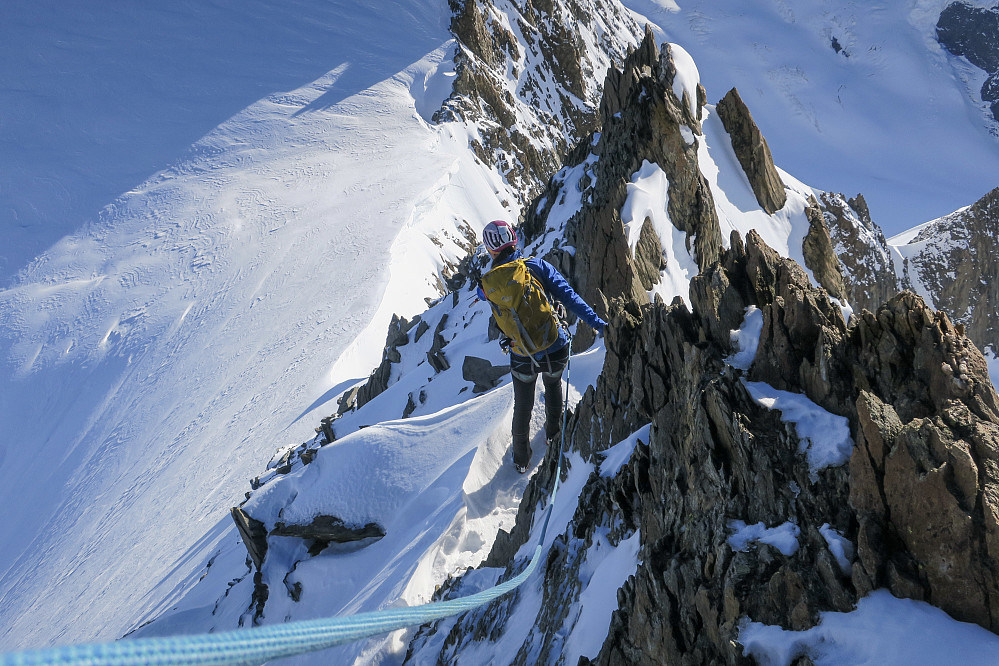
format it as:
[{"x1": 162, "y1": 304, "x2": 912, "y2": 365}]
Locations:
[{"x1": 480, "y1": 258, "x2": 562, "y2": 356}]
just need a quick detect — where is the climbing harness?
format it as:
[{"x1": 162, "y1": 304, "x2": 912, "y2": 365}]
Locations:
[{"x1": 0, "y1": 341, "x2": 576, "y2": 666}]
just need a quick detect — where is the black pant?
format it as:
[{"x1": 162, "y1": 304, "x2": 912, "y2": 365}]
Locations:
[{"x1": 510, "y1": 344, "x2": 569, "y2": 467}]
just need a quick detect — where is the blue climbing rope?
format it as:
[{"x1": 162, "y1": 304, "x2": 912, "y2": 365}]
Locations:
[{"x1": 0, "y1": 342, "x2": 576, "y2": 666}]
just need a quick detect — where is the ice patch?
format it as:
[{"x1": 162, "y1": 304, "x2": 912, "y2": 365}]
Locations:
[
  {"x1": 599, "y1": 424, "x2": 650, "y2": 478},
  {"x1": 819, "y1": 523, "x2": 854, "y2": 575},
  {"x1": 563, "y1": 531, "x2": 642, "y2": 663},
  {"x1": 620, "y1": 160, "x2": 699, "y2": 307},
  {"x1": 829, "y1": 296, "x2": 854, "y2": 325}
]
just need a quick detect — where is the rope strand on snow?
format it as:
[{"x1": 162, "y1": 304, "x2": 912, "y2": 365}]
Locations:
[{"x1": 0, "y1": 340, "x2": 576, "y2": 666}]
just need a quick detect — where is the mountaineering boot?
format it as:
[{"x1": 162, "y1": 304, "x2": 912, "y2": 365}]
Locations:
[
  {"x1": 516, "y1": 463, "x2": 528, "y2": 474},
  {"x1": 512, "y1": 431, "x2": 531, "y2": 473}
]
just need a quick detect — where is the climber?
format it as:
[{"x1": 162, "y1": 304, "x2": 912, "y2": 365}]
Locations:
[{"x1": 476, "y1": 220, "x2": 608, "y2": 474}]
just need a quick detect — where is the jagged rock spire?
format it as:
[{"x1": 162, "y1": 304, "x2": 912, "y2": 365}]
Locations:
[{"x1": 716, "y1": 87, "x2": 787, "y2": 215}]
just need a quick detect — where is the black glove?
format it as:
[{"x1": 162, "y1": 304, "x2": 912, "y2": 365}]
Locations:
[{"x1": 499, "y1": 336, "x2": 512, "y2": 354}]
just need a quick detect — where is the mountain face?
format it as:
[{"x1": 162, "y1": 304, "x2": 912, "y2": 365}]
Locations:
[
  {"x1": 402, "y1": 25, "x2": 999, "y2": 666},
  {"x1": 211, "y1": 8, "x2": 999, "y2": 664},
  {"x1": 819, "y1": 192, "x2": 898, "y2": 315},
  {"x1": 439, "y1": 0, "x2": 643, "y2": 200},
  {"x1": 890, "y1": 187, "x2": 999, "y2": 357},
  {"x1": 937, "y1": 1, "x2": 999, "y2": 122}
]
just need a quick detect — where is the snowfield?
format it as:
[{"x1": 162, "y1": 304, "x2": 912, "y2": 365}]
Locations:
[{"x1": 0, "y1": 0, "x2": 518, "y2": 650}]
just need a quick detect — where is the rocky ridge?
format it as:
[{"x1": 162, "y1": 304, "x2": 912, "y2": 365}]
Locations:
[
  {"x1": 522, "y1": 27, "x2": 722, "y2": 323},
  {"x1": 818, "y1": 192, "x2": 898, "y2": 314},
  {"x1": 441, "y1": 0, "x2": 642, "y2": 199},
  {"x1": 406, "y1": 214, "x2": 999, "y2": 662},
  {"x1": 218, "y1": 4, "x2": 999, "y2": 659},
  {"x1": 403, "y1": 33, "x2": 999, "y2": 666}
]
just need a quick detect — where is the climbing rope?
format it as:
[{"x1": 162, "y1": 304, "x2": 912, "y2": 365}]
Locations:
[{"x1": 0, "y1": 341, "x2": 576, "y2": 666}]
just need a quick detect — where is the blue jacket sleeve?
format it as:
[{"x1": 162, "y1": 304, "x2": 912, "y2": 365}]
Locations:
[{"x1": 526, "y1": 258, "x2": 608, "y2": 331}]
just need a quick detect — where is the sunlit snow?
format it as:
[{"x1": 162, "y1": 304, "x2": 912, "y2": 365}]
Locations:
[
  {"x1": 744, "y1": 381, "x2": 854, "y2": 479},
  {"x1": 740, "y1": 590, "x2": 999, "y2": 666}
]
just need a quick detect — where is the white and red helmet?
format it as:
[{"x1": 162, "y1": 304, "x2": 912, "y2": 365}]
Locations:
[{"x1": 482, "y1": 219, "x2": 518, "y2": 254}]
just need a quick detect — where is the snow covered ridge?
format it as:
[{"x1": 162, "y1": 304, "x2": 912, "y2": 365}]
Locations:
[
  {"x1": 0, "y1": 0, "x2": 665, "y2": 653},
  {"x1": 5, "y1": 1, "x2": 999, "y2": 663},
  {"x1": 141, "y1": 19, "x2": 999, "y2": 665}
]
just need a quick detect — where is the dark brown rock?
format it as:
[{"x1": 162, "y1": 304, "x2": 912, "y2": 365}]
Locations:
[
  {"x1": 271, "y1": 515, "x2": 385, "y2": 547},
  {"x1": 634, "y1": 217, "x2": 666, "y2": 291},
  {"x1": 231, "y1": 507, "x2": 268, "y2": 571},
  {"x1": 802, "y1": 196, "x2": 847, "y2": 300},
  {"x1": 353, "y1": 314, "x2": 417, "y2": 411},
  {"x1": 847, "y1": 298, "x2": 999, "y2": 631},
  {"x1": 545, "y1": 28, "x2": 721, "y2": 320},
  {"x1": 716, "y1": 88, "x2": 787, "y2": 215}
]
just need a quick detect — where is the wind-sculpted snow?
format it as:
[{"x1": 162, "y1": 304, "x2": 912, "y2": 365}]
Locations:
[
  {"x1": 741, "y1": 590, "x2": 999, "y2": 665},
  {"x1": 0, "y1": 0, "x2": 527, "y2": 651}
]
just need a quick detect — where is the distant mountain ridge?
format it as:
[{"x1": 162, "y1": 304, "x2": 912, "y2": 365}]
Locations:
[{"x1": 937, "y1": 1, "x2": 999, "y2": 122}]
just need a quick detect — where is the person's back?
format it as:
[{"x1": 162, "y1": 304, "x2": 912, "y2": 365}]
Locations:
[{"x1": 476, "y1": 220, "x2": 607, "y2": 473}]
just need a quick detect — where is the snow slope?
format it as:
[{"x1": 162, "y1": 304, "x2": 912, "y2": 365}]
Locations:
[
  {"x1": 0, "y1": 0, "x2": 448, "y2": 284},
  {"x1": 622, "y1": 0, "x2": 999, "y2": 236},
  {"x1": 0, "y1": 0, "x2": 521, "y2": 650}
]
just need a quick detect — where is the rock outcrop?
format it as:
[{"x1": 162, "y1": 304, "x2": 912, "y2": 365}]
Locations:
[
  {"x1": 802, "y1": 196, "x2": 847, "y2": 301},
  {"x1": 819, "y1": 192, "x2": 899, "y2": 314},
  {"x1": 408, "y1": 220, "x2": 999, "y2": 662},
  {"x1": 336, "y1": 314, "x2": 422, "y2": 416},
  {"x1": 271, "y1": 516, "x2": 385, "y2": 554},
  {"x1": 937, "y1": 2, "x2": 999, "y2": 122},
  {"x1": 716, "y1": 88, "x2": 787, "y2": 215},
  {"x1": 522, "y1": 27, "x2": 721, "y2": 321},
  {"x1": 232, "y1": 506, "x2": 386, "y2": 571},
  {"x1": 441, "y1": 0, "x2": 642, "y2": 198},
  {"x1": 461, "y1": 355, "x2": 510, "y2": 393},
  {"x1": 232, "y1": 507, "x2": 269, "y2": 571}
]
